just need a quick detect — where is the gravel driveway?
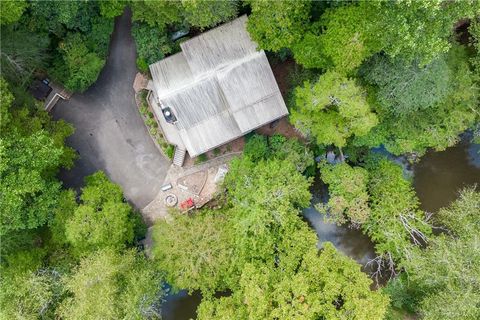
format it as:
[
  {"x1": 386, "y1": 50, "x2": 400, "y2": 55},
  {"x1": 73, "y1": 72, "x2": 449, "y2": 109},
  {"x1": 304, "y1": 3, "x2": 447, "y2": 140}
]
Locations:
[{"x1": 52, "y1": 9, "x2": 170, "y2": 209}]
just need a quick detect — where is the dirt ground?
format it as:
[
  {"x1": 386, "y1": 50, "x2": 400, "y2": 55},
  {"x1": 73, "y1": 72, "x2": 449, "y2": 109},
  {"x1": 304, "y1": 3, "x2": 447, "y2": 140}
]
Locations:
[{"x1": 270, "y1": 58, "x2": 297, "y2": 99}]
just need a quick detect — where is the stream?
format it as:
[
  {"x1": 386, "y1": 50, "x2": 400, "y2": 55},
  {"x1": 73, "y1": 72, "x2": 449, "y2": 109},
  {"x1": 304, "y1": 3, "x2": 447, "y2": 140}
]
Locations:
[{"x1": 162, "y1": 139, "x2": 480, "y2": 320}]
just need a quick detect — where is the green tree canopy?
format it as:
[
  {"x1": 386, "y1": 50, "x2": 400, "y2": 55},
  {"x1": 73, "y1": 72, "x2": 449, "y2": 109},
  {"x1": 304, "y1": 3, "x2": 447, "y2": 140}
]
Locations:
[
  {"x1": 65, "y1": 172, "x2": 135, "y2": 254},
  {"x1": 99, "y1": 0, "x2": 126, "y2": 18},
  {"x1": 131, "y1": 0, "x2": 184, "y2": 28},
  {"x1": 363, "y1": 156, "x2": 432, "y2": 264},
  {"x1": 152, "y1": 210, "x2": 235, "y2": 294},
  {"x1": 132, "y1": 21, "x2": 174, "y2": 68},
  {"x1": 318, "y1": 162, "x2": 370, "y2": 226},
  {"x1": 361, "y1": 55, "x2": 452, "y2": 115},
  {"x1": 0, "y1": 78, "x2": 75, "y2": 235},
  {"x1": 0, "y1": 265, "x2": 63, "y2": 319},
  {"x1": 198, "y1": 243, "x2": 389, "y2": 320},
  {"x1": 182, "y1": 0, "x2": 237, "y2": 29},
  {"x1": 52, "y1": 33, "x2": 105, "y2": 92},
  {"x1": 0, "y1": 0, "x2": 28, "y2": 25},
  {"x1": 368, "y1": 0, "x2": 480, "y2": 65},
  {"x1": 293, "y1": 3, "x2": 378, "y2": 74},
  {"x1": 246, "y1": 0, "x2": 311, "y2": 52},
  {"x1": 354, "y1": 46, "x2": 478, "y2": 156},
  {"x1": 291, "y1": 71, "x2": 378, "y2": 149},
  {"x1": 389, "y1": 189, "x2": 480, "y2": 319},
  {"x1": 58, "y1": 248, "x2": 164, "y2": 320},
  {"x1": 0, "y1": 24, "x2": 49, "y2": 87}
]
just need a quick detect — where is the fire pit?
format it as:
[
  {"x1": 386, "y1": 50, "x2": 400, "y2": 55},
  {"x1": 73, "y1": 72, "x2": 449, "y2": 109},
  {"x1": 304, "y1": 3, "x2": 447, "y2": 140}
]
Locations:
[{"x1": 164, "y1": 194, "x2": 178, "y2": 207}]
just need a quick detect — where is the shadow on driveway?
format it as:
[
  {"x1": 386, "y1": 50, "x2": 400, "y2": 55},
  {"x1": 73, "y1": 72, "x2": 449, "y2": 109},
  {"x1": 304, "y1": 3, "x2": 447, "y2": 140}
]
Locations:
[{"x1": 52, "y1": 8, "x2": 170, "y2": 209}]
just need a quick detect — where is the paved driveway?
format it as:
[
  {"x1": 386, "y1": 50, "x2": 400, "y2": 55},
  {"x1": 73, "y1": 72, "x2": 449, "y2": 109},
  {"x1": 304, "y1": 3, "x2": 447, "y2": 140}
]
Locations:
[{"x1": 52, "y1": 9, "x2": 170, "y2": 209}]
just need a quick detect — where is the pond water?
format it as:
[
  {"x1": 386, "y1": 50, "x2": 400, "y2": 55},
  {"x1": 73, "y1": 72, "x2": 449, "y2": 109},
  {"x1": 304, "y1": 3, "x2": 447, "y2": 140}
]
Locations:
[
  {"x1": 162, "y1": 290, "x2": 202, "y2": 320},
  {"x1": 413, "y1": 140, "x2": 480, "y2": 212},
  {"x1": 302, "y1": 179, "x2": 377, "y2": 268},
  {"x1": 162, "y1": 139, "x2": 480, "y2": 320}
]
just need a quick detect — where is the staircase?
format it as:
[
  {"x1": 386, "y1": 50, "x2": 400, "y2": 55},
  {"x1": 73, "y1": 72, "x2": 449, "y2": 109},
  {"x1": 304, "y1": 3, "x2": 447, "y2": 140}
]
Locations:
[{"x1": 172, "y1": 147, "x2": 186, "y2": 167}]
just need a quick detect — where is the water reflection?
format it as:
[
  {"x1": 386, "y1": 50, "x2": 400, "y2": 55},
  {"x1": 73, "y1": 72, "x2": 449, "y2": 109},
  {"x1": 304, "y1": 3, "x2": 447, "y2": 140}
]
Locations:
[
  {"x1": 161, "y1": 290, "x2": 201, "y2": 320},
  {"x1": 414, "y1": 141, "x2": 480, "y2": 212},
  {"x1": 302, "y1": 179, "x2": 377, "y2": 268}
]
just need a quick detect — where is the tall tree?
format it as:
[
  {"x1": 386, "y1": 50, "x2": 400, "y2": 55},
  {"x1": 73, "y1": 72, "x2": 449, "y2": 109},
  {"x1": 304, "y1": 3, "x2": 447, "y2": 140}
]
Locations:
[
  {"x1": 65, "y1": 172, "x2": 135, "y2": 254},
  {"x1": 0, "y1": 25, "x2": 49, "y2": 87},
  {"x1": 152, "y1": 210, "x2": 235, "y2": 294},
  {"x1": 198, "y1": 243, "x2": 389, "y2": 320},
  {"x1": 246, "y1": 0, "x2": 311, "y2": 52},
  {"x1": 293, "y1": 3, "x2": 378, "y2": 74},
  {"x1": 0, "y1": 78, "x2": 74, "y2": 235},
  {"x1": 291, "y1": 71, "x2": 378, "y2": 153},
  {"x1": 363, "y1": 156, "x2": 432, "y2": 268},
  {"x1": 131, "y1": 0, "x2": 184, "y2": 28},
  {"x1": 354, "y1": 46, "x2": 478, "y2": 156},
  {"x1": 224, "y1": 156, "x2": 315, "y2": 272},
  {"x1": 0, "y1": 0, "x2": 28, "y2": 25},
  {"x1": 318, "y1": 162, "x2": 370, "y2": 226},
  {"x1": 58, "y1": 249, "x2": 164, "y2": 320},
  {"x1": 390, "y1": 189, "x2": 480, "y2": 319},
  {"x1": 361, "y1": 55, "x2": 452, "y2": 115},
  {"x1": 182, "y1": 0, "x2": 237, "y2": 29}
]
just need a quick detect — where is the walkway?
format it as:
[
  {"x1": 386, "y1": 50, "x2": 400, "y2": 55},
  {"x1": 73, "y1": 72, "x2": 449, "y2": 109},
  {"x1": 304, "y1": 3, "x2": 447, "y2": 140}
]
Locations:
[{"x1": 51, "y1": 9, "x2": 170, "y2": 209}]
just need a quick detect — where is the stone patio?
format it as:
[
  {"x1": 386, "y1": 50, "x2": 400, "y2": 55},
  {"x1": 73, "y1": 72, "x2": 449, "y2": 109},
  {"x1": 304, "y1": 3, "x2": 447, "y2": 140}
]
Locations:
[{"x1": 141, "y1": 152, "x2": 241, "y2": 223}]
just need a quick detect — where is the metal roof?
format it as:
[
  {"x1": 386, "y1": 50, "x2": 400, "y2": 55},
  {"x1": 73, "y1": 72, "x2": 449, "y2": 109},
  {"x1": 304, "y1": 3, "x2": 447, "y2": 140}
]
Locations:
[{"x1": 149, "y1": 15, "x2": 288, "y2": 157}]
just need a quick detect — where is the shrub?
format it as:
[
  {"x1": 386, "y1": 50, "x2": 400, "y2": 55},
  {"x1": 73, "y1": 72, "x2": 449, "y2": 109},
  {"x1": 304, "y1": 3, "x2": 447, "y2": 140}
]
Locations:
[
  {"x1": 195, "y1": 153, "x2": 208, "y2": 164},
  {"x1": 165, "y1": 145, "x2": 174, "y2": 159}
]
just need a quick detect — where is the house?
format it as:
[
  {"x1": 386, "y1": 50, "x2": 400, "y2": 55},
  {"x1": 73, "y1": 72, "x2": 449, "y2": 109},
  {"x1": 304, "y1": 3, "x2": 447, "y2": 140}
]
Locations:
[{"x1": 147, "y1": 15, "x2": 288, "y2": 166}]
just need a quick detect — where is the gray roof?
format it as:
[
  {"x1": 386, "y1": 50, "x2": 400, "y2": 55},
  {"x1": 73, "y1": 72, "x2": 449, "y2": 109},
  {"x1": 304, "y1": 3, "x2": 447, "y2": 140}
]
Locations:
[{"x1": 149, "y1": 15, "x2": 288, "y2": 157}]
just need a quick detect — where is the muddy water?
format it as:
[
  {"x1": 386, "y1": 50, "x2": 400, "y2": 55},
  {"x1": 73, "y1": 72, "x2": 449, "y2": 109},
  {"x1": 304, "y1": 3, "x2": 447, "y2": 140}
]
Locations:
[
  {"x1": 414, "y1": 141, "x2": 480, "y2": 212},
  {"x1": 302, "y1": 180, "x2": 377, "y2": 267},
  {"x1": 162, "y1": 140, "x2": 480, "y2": 319},
  {"x1": 162, "y1": 290, "x2": 202, "y2": 320}
]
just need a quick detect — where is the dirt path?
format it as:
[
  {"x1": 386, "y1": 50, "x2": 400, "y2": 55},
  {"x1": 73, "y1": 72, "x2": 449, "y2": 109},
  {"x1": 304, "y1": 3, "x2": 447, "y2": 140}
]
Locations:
[{"x1": 51, "y1": 9, "x2": 170, "y2": 209}]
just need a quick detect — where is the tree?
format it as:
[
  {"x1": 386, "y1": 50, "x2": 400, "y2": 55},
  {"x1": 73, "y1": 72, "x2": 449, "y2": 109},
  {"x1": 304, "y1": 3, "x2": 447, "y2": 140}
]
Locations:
[
  {"x1": 53, "y1": 33, "x2": 105, "y2": 92},
  {"x1": 291, "y1": 71, "x2": 378, "y2": 152},
  {"x1": 58, "y1": 248, "x2": 164, "y2": 320},
  {"x1": 293, "y1": 3, "x2": 378, "y2": 74},
  {"x1": 363, "y1": 156, "x2": 432, "y2": 268},
  {"x1": 131, "y1": 0, "x2": 184, "y2": 28},
  {"x1": 182, "y1": 0, "x2": 237, "y2": 29},
  {"x1": 65, "y1": 172, "x2": 135, "y2": 254},
  {"x1": 390, "y1": 189, "x2": 480, "y2": 319},
  {"x1": 368, "y1": 0, "x2": 480, "y2": 65},
  {"x1": 99, "y1": 0, "x2": 126, "y2": 18},
  {"x1": 289, "y1": 0, "x2": 479, "y2": 71},
  {"x1": 224, "y1": 155, "x2": 315, "y2": 274},
  {"x1": 132, "y1": 21, "x2": 174, "y2": 71},
  {"x1": 0, "y1": 0, "x2": 28, "y2": 25},
  {"x1": 318, "y1": 162, "x2": 370, "y2": 226},
  {"x1": 354, "y1": 46, "x2": 478, "y2": 156},
  {"x1": 470, "y1": 17, "x2": 480, "y2": 82},
  {"x1": 0, "y1": 245, "x2": 64, "y2": 320},
  {"x1": 0, "y1": 266, "x2": 63, "y2": 319},
  {"x1": 361, "y1": 54, "x2": 452, "y2": 115},
  {"x1": 246, "y1": 0, "x2": 311, "y2": 52},
  {"x1": 0, "y1": 78, "x2": 75, "y2": 235},
  {"x1": 269, "y1": 134, "x2": 314, "y2": 173},
  {"x1": 48, "y1": 190, "x2": 78, "y2": 247},
  {"x1": 198, "y1": 243, "x2": 389, "y2": 320},
  {"x1": 0, "y1": 25, "x2": 50, "y2": 86},
  {"x1": 152, "y1": 210, "x2": 235, "y2": 294}
]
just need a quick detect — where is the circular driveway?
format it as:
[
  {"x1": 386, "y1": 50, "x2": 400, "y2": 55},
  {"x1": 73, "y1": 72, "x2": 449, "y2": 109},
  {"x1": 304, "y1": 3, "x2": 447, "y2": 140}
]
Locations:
[{"x1": 52, "y1": 9, "x2": 170, "y2": 209}]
